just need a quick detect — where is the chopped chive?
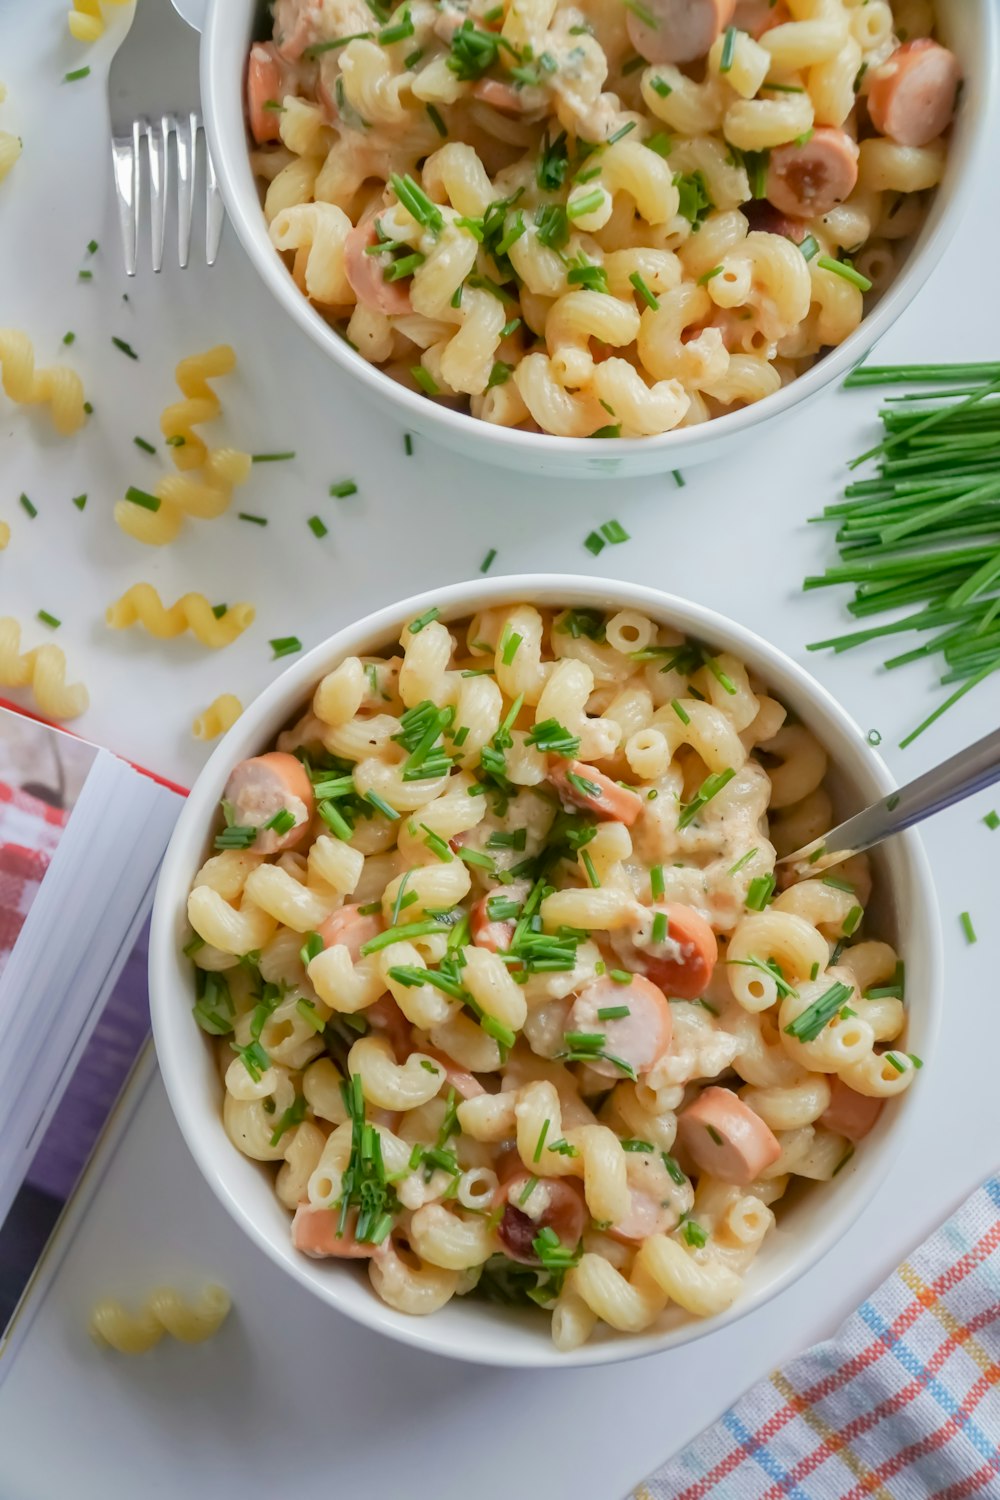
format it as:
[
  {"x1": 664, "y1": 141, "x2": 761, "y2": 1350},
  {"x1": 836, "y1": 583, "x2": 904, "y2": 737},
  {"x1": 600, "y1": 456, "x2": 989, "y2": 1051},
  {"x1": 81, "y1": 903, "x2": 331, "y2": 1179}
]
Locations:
[
  {"x1": 36, "y1": 610, "x2": 61, "y2": 629},
  {"x1": 408, "y1": 606, "x2": 440, "y2": 635},
  {"x1": 270, "y1": 636, "x2": 302, "y2": 658},
  {"x1": 64, "y1": 66, "x2": 91, "y2": 81},
  {"x1": 87, "y1": 239, "x2": 98, "y2": 254},
  {"x1": 672, "y1": 469, "x2": 685, "y2": 488},
  {"x1": 365, "y1": 791, "x2": 401, "y2": 821},
  {"x1": 133, "y1": 436, "x2": 156, "y2": 454},
  {"x1": 78, "y1": 270, "x2": 93, "y2": 281},
  {"x1": 329, "y1": 480, "x2": 358, "y2": 497},
  {"x1": 480, "y1": 548, "x2": 497, "y2": 573},
  {"x1": 72, "y1": 494, "x2": 87, "y2": 511},
  {"x1": 111, "y1": 336, "x2": 138, "y2": 359},
  {"x1": 404, "y1": 433, "x2": 414, "y2": 455},
  {"x1": 628, "y1": 271, "x2": 659, "y2": 309},
  {"x1": 581, "y1": 850, "x2": 600, "y2": 888},
  {"x1": 597, "y1": 1004, "x2": 630, "y2": 1020},
  {"x1": 817, "y1": 255, "x2": 872, "y2": 292},
  {"x1": 18, "y1": 493, "x2": 37, "y2": 519},
  {"x1": 411, "y1": 365, "x2": 440, "y2": 396},
  {"x1": 426, "y1": 102, "x2": 447, "y2": 136},
  {"x1": 671, "y1": 698, "x2": 690, "y2": 724},
  {"x1": 251, "y1": 451, "x2": 295, "y2": 463},
  {"x1": 211, "y1": 604, "x2": 227, "y2": 619},
  {"x1": 960, "y1": 910, "x2": 977, "y2": 944},
  {"x1": 784, "y1": 981, "x2": 853, "y2": 1042},
  {"x1": 866, "y1": 728, "x2": 882, "y2": 746},
  {"x1": 501, "y1": 630, "x2": 522, "y2": 666},
  {"x1": 984, "y1": 810, "x2": 999, "y2": 830},
  {"x1": 719, "y1": 24, "x2": 737, "y2": 71},
  {"x1": 800, "y1": 234, "x2": 820, "y2": 261},
  {"x1": 746, "y1": 873, "x2": 775, "y2": 910},
  {"x1": 727, "y1": 848, "x2": 758, "y2": 876},
  {"x1": 238, "y1": 512, "x2": 268, "y2": 525},
  {"x1": 62, "y1": 332, "x2": 75, "y2": 346},
  {"x1": 308, "y1": 515, "x2": 328, "y2": 538},
  {"x1": 83, "y1": 401, "x2": 93, "y2": 413},
  {"x1": 650, "y1": 865, "x2": 664, "y2": 900},
  {"x1": 651, "y1": 911, "x2": 667, "y2": 944}
]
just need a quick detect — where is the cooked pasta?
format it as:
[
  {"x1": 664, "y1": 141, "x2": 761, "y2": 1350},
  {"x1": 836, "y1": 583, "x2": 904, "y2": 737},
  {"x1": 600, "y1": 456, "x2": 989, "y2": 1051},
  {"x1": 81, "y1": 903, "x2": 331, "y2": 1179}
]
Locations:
[
  {"x1": 0, "y1": 82, "x2": 20, "y2": 183},
  {"x1": 193, "y1": 693, "x2": 244, "y2": 741},
  {"x1": 182, "y1": 599, "x2": 917, "y2": 1348},
  {"x1": 88, "y1": 1285, "x2": 231, "y2": 1353},
  {"x1": 0, "y1": 616, "x2": 89, "y2": 719},
  {"x1": 105, "y1": 585, "x2": 255, "y2": 648},
  {"x1": 0, "y1": 520, "x2": 9, "y2": 550},
  {"x1": 0, "y1": 329, "x2": 86, "y2": 434},
  {"x1": 245, "y1": 2, "x2": 957, "y2": 438}
]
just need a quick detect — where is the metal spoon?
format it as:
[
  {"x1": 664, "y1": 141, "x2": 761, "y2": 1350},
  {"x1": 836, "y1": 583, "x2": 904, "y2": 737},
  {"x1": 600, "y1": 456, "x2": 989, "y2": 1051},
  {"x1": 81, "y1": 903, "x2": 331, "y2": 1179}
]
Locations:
[{"x1": 780, "y1": 724, "x2": 1000, "y2": 874}]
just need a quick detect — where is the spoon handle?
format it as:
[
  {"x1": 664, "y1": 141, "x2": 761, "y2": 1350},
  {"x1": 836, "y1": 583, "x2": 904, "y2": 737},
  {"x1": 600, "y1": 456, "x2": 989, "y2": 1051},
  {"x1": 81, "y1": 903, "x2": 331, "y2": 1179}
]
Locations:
[{"x1": 817, "y1": 725, "x2": 1000, "y2": 859}]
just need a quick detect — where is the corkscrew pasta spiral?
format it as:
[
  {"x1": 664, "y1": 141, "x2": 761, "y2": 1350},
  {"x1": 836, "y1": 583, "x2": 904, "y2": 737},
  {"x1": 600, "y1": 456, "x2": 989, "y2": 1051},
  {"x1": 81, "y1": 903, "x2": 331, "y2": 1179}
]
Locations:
[
  {"x1": 0, "y1": 329, "x2": 86, "y2": 434},
  {"x1": 114, "y1": 448, "x2": 251, "y2": 546},
  {"x1": 160, "y1": 345, "x2": 238, "y2": 470},
  {"x1": 0, "y1": 617, "x2": 89, "y2": 719},
  {"x1": 67, "y1": 0, "x2": 130, "y2": 41},
  {"x1": 105, "y1": 585, "x2": 255, "y2": 648},
  {"x1": 193, "y1": 693, "x2": 244, "y2": 741},
  {"x1": 0, "y1": 521, "x2": 9, "y2": 550},
  {"x1": 88, "y1": 1285, "x2": 231, "y2": 1353}
]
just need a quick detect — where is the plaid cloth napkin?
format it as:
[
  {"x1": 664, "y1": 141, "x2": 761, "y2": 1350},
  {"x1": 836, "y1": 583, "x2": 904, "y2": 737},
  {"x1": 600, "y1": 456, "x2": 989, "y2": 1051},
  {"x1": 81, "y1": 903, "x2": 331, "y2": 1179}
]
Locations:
[
  {"x1": 634, "y1": 1177, "x2": 1000, "y2": 1500},
  {"x1": 0, "y1": 780, "x2": 66, "y2": 976}
]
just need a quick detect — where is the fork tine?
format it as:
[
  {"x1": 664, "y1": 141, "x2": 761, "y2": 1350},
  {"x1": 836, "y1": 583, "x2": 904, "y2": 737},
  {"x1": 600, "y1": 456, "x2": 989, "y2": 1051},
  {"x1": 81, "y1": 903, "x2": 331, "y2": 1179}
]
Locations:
[
  {"x1": 111, "y1": 121, "x2": 141, "y2": 278},
  {"x1": 176, "y1": 111, "x2": 197, "y2": 269},
  {"x1": 147, "y1": 117, "x2": 169, "y2": 274},
  {"x1": 204, "y1": 128, "x2": 224, "y2": 267}
]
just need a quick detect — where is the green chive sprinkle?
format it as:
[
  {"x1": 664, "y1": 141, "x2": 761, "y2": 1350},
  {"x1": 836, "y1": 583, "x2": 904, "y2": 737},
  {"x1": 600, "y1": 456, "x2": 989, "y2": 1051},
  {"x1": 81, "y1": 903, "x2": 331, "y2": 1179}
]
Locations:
[
  {"x1": 19, "y1": 493, "x2": 37, "y2": 519},
  {"x1": 817, "y1": 255, "x2": 872, "y2": 292},
  {"x1": 329, "y1": 480, "x2": 357, "y2": 497},
  {"x1": 480, "y1": 548, "x2": 497, "y2": 573},
  {"x1": 133, "y1": 436, "x2": 156, "y2": 454},
  {"x1": 308, "y1": 515, "x2": 328, "y2": 538},
  {"x1": 252, "y1": 451, "x2": 295, "y2": 463},
  {"x1": 72, "y1": 494, "x2": 87, "y2": 511},
  {"x1": 270, "y1": 636, "x2": 302, "y2": 658},
  {"x1": 87, "y1": 239, "x2": 98, "y2": 254},
  {"x1": 960, "y1": 910, "x2": 977, "y2": 944},
  {"x1": 124, "y1": 486, "x2": 160, "y2": 512},
  {"x1": 404, "y1": 433, "x2": 414, "y2": 455},
  {"x1": 411, "y1": 365, "x2": 440, "y2": 396},
  {"x1": 62, "y1": 332, "x2": 75, "y2": 346},
  {"x1": 64, "y1": 66, "x2": 91, "y2": 81},
  {"x1": 629, "y1": 271, "x2": 659, "y2": 309},
  {"x1": 111, "y1": 336, "x2": 138, "y2": 359},
  {"x1": 36, "y1": 610, "x2": 61, "y2": 629},
  {"x1": 672, "y1": 469, "x2": 685, "y2": 488},
  {"x1": 984, "y1": 811, "x2": 999, "y2": 830},
  {"x1": 238, "y1": 512, "x2": 268, "y2": 525},
  {"x1": 426, "y1": 103, "x2": 447, "y2": 136},
  {"x1": 719, "y1": 24, "x2": 737, "y2": 71},
  {"x1": 78, "y1": 270, "x2": 93, "y2": 281}
]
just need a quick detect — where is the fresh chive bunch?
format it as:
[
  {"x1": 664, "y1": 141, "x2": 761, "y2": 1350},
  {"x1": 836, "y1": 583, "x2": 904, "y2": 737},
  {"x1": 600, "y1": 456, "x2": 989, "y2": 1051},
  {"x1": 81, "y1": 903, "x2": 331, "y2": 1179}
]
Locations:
[{"x1": 806, "y1": 363, "x2": 1000, "y2": 746}]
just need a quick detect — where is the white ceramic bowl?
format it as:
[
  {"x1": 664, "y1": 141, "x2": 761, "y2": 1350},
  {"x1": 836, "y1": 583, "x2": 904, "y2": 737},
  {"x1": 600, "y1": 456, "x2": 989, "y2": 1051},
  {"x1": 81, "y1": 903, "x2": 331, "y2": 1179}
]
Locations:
[
  {"x1": 149, "y1": 575, "x2": 942, "y2": 1368},
  {"x1": 197, "y1": 1, "x2": 994, "y2": 478}
]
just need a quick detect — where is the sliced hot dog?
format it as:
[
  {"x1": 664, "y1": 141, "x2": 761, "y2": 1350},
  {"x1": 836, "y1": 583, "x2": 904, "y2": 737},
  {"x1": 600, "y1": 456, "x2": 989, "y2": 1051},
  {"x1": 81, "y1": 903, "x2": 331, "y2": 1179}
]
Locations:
[
  {"x1": 565, "y1": 973, "x2": 672, "y2": 1079},
  {"x1": 272, "y1": 0, "x2": 321, "y2": 61},
  {"x1": 742, "y1": 199, "x2": 808, "y2": 243},
  {"x1": 497, "y1": 1171, "x2": 588, "y2": 1264},
  {"x1": 317, "y1": 903, "x2": 383, "y2": 961},
  {"x1": 548, "y1": 759, "x2": 643, "y2": 827},
  {"x1": 470, "y1": 894, "x2": 517, "y2": 953},
  {"x1": 626, "y1": 0, "x2": 736, "y2": 65},
  {"x1": 609, "y1": 1152, "x2": 677, "y2": 1243},
  {"x1": 246, "y1": 43, "x2": 286, "y2": 144},
  {"x1": 867, "y1": 39, "x2": 961, "y2": 149},
  {"x1": 421, "y1": 1047, "x2": 485, "y2": 1100},
  {"x1": 292, "y1": 1203, "x2": 385, "y2": 1258},
  {"x1": 733, "y1": 0, "x2": 789, "y2": 38},
  {"x1": 344, "y1": 215, "x2": 413, "y2": 317},
  {"x1": 766, "y1": 126, "x2": 860, "y2": 219},
  {"x1": 222, "y1": 751, "x2": 314, "y2": 855},
  {"x1": 677, "y1": 1086, "x2": 781, "y2": 1185},
  {"x1": 471, "y1": 79, "x2": 528, "y2": 115},
  {"x1": 820, "y1": 1076, "x2": 883, "y2": 1143},
  {"x1": 612, "y1": 902, "x2": 718, "y2": 1000}
]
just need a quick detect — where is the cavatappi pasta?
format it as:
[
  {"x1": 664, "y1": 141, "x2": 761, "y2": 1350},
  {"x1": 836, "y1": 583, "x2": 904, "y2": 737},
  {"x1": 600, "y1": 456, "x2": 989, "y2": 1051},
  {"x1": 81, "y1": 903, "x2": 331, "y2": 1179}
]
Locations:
[
  {"x1": 245, "y1": 0, "x2": 959, "y2": 438},
  {"x1": 183, "y1": 602, "x2": 918, "y2": 1349}
]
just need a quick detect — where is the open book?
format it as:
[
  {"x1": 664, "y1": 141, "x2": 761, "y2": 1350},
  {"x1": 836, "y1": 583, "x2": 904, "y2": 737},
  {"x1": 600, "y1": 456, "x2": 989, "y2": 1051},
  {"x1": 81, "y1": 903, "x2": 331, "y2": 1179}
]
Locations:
[{"x1": 0, "y1": 706, "x2": 181, "y2": 1248}]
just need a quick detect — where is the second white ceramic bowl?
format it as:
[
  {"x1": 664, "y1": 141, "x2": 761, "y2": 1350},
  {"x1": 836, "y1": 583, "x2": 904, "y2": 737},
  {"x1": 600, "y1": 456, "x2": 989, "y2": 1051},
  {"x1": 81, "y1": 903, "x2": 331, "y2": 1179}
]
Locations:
[{"x1": 149, "y1": 575, "x2": 942, "y2": 1368}]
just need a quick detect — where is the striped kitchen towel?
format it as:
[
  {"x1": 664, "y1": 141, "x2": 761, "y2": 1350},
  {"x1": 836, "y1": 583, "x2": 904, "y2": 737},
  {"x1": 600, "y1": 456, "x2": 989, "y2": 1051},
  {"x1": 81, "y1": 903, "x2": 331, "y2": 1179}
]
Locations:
[{"x1": 634, "y1": 1177, "x2": 1000, "y2": 1500}]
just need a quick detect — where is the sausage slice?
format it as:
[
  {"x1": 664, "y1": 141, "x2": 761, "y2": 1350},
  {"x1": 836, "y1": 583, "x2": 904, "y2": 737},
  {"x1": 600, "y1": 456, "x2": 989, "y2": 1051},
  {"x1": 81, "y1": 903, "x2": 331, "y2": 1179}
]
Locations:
[
  {"x1": 246, "y1": 43, "x2": 286, "y2": 145},
  {"x1": 677, "y1": 1086, "x2": 781, "y2": 1185},
  {"x1": 867, "y1": 39, "x2": 961, "y2": 148},
  {"x1": 766, "y1": 127, "x2": 860, "y2": 219},
  {"x1": 627, "y1": 0, "x2": 736, "y2": 65},
  {"x1": 344, "y1": 215, "x2": 413, "y2": 317},
  {"x1": 548, "y1": 759, "x2": 643, "y2": 826},
  {"x1": 292, "y1": 1203, "x2": 385, "y2": 1258},
  {"x1": 612, "y1": 902, "x2": 718, "y2": 1000},
  {"x1": 317, "y1": 903, "x2": 383, "y2": 961},
  {"x1": 820, "y1": 1076, "x2": 883, "y2": 1143},
  {"x1": 471, "y1": 894, "x2": 517, "y2": 953},
  {"x1": 222, "y1": 751, "x2": 314, "y2": 854},
  {"x1": 609, "y1": 1152, "x2": 678, "y2": 1243},
  {"x1": 565, "y1": 973, "x2": 672, "y2": 1079},
  {"x1": 497, "y1": 1171, "x2": 588, "y2": 1264}
]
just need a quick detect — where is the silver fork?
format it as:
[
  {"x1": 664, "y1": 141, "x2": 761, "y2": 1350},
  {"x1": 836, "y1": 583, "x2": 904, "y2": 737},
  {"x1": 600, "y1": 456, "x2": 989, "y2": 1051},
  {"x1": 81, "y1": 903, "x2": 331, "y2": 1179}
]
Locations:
[{"x1": 108, "y1": 0, "x2": 223, "y2": 274}]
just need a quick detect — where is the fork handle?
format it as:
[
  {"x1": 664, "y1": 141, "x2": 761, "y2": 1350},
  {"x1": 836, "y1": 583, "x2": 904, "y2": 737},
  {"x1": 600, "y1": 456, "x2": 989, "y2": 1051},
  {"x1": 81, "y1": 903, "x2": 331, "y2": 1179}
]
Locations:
[
  {"x1": 170, "y1": 0, "x2": 206, "y2": 31},
  {"x1": 820, "y1": 725, "x2": 1000, "y2": 858}
]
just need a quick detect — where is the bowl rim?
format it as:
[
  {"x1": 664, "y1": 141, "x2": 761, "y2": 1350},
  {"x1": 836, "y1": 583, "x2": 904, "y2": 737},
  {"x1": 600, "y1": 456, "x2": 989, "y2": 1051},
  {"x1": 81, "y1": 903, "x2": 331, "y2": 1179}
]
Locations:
[
  {"x1": 200, "y1": 0, "x2": 996, "y2": 462},
  {"x1": 149, "y1": 574, "x2": 944, "y2": 1368}
]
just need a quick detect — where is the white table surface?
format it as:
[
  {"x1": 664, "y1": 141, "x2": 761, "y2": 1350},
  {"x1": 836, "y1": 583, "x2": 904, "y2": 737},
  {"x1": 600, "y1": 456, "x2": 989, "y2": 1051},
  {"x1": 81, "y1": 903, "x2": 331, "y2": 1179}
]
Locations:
[{"x1": 1, "y1": 5, "x2": 998, "y2": 1497}]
